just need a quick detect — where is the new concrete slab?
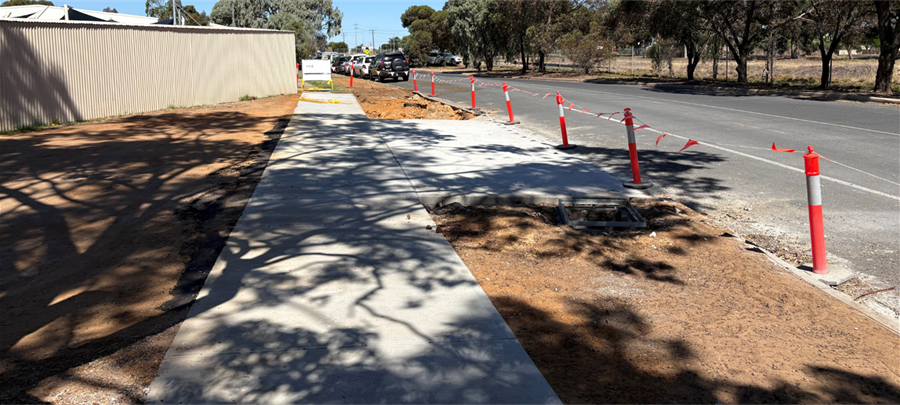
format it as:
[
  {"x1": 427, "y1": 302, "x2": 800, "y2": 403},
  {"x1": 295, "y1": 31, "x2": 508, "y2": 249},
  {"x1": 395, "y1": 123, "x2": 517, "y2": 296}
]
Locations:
[
  {"x1": 372, "y1": 119, "x2": 644, "y2": 206},
  {"x1": 148, "y1": 93, "x2": 561, "y2": 404}
]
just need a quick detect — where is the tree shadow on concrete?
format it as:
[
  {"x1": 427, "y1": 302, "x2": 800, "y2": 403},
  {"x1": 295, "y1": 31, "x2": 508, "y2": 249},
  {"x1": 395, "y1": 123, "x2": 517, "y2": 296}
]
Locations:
[{"x1": 142, "y1": 109, "x2": 559, "y2": 403}]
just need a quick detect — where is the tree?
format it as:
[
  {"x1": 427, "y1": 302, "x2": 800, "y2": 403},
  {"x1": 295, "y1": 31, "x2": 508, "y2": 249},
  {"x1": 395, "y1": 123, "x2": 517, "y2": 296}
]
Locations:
[
  {"x1": 526, "y1": 0, "x2": 570, "y2": 72},
  {"x1": 702, "y1": 1, "x2": 771, "y2": 83},
  {"x1": 448, "y1": 0, "x2": 504, "y2": 71},
  {"x1": 146, "y1": 0, "x2": 175, "y2": 21},
  {"x1": 102, "y1": 6, "x2": 117, "y2": 13},
  {"x1": 496, "y1": 0, "x2": 542, "y2": 74},
  {"x1": 800, "y1": 1, "x2": 869, "y2": 89},
  {"x1": 873, "y1": 0, "x2": 900, "y2": 94},
  {"x1": 181, "y1": 5, "x2": 208, "y2": 25},
  {"x1": 207, "y1": 0, "x2": 342, "y2": 61},
  {"x1": 327, "y1": 41, "x2": 348, "y2": 52},
  {"x1": 666, "y1": 2, "x2": 712, "y2": 81},
  {"x1": 0, "y1": 0, "x2": 53, "y2": 6},
  {"x1": 558, "y1": 21, "x2": 615, "y2": 74}
]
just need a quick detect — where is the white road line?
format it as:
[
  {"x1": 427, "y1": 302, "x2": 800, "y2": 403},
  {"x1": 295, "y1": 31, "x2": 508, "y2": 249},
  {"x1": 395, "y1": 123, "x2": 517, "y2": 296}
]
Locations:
[
  {"x1": 437, "y1": 75, "x2": 900, "y2": 195},
  {"x1": 481, "y1": 77, "x2": 900, "y2": 137},
  {"x1": 645, "y1": 127, "x2": 900, "y2": 201}
]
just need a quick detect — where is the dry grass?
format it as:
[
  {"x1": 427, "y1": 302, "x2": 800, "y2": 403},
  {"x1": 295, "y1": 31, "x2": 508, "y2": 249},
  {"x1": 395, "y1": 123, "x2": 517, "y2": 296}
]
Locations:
[{"x1": 514, "y1": 55, "x2": 899, "y2": 93}]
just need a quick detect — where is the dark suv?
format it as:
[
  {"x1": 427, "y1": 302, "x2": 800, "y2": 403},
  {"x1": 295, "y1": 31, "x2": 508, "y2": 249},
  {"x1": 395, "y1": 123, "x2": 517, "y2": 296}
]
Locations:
[{"x1": 370, "y1": 52, "x2": 409, "y2": 82}]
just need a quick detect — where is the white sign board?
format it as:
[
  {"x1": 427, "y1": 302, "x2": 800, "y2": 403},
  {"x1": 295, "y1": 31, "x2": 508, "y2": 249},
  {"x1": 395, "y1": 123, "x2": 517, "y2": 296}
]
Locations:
[{"x1": 301, "y1": 59, "x2": 331, "y2": 82}]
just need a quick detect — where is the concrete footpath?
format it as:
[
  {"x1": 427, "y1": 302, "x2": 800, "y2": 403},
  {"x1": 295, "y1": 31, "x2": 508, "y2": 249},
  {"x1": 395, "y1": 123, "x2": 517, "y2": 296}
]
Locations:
[{"x1": 148, "y1": 93, "x2": 635, "y2": 403}]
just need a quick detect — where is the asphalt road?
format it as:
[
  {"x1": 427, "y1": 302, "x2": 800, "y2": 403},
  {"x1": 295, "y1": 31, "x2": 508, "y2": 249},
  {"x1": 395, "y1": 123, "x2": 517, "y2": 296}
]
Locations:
[{"x1": 375, "y1": 71, "x2": 900, "y2": 293}]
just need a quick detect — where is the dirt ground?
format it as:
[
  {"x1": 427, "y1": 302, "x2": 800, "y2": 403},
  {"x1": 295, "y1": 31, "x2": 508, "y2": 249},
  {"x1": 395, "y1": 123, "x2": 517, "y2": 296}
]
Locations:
[
  {"x1": 0, "y1": 95, "x2": 297, "y2": 403},
  {"x1": 330, "y1": 76, "x2": 474, "y2": 120},
  {"x1": 428, "y1": 200, "x2": 900, "y2": 404}
]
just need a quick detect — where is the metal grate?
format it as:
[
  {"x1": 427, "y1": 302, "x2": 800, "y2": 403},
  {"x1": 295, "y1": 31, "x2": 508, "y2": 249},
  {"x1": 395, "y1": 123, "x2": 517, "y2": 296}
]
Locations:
[{"x1": 558, "y1": 198, "x2": 647, "y2": 229}]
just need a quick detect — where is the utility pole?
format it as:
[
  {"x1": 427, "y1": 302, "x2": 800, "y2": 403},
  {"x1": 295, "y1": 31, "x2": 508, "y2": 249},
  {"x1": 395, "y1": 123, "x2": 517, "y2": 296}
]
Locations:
[
  {"x1": 231, "y1": 0, "x2": 234, "y2": 27},
  {"x1": 342, "y1": 32, "x2": 346, "y2": 51},
  {"x1": 354, "y1": 24, "x2": 358, "y2": 53},
  {"x1": 369, "y1": 29, "x2": 375, "y2": 52}
]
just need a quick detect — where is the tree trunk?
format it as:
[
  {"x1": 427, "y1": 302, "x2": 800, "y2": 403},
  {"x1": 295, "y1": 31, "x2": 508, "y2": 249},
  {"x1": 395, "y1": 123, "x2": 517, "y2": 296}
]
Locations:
[
  {"x1": 820, "y1": 51, "x2": 832, "y2": 89},
  {"x1": 686, "y1": 46, "x2": 701, "y2": 81},
  {"x1": 874, "y1": 50, "x2": 896, "y2": 94},
  {"x1": 538, "y1": 51, "x2": 546, "y2": 72},
  {"x1": 736, "y1": 54, "x2": 748, "y2": 83},
  {"x1": 874, "y1": 1, "x2": 899, "y2": 94},
  {"x1": 520, "y1": 35, "x2": 527, "y2": 74},
  {"x1": 712, "y1": 44, "x2": 720, "y2": 79}
]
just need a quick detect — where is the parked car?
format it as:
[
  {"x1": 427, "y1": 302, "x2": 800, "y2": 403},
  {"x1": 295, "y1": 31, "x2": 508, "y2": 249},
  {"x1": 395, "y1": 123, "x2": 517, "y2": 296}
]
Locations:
[
  {"x1": 331, "y1": 55, "x2": 349, "y2": 73},
  {"x1": 355, "y1": 56, "x2": 375, "y2": 78},
  {"x1": 447, "y1": 53, "x2": 462, "y2": 65},
  {"x1": 426, "y1": 51, "x2": 444, "y2": 66},
  {"x1": 371, "y1": 52, "x2": 409, "y2": 82},
  {"x1": 347, "y1": 54, "x2": 367, "y2": 75}
]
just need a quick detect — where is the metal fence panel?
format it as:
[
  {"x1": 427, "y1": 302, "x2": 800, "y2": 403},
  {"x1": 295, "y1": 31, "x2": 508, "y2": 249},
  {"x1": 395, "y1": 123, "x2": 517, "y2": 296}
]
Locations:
[{"x1": 0, "y1": 20, "x2": 296, "y2": 131}]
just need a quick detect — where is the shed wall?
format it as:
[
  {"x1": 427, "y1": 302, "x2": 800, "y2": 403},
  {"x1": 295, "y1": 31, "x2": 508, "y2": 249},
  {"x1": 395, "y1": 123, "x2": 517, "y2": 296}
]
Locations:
[{"x1": 0, "y1": 20, "x2": 296, "y2": 131}]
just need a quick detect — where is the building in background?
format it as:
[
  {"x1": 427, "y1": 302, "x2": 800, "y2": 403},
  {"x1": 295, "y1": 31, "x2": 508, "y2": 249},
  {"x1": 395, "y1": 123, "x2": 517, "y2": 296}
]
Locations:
[{"x1": 0, "y1": 4, "x2": 158, "y2": 24}]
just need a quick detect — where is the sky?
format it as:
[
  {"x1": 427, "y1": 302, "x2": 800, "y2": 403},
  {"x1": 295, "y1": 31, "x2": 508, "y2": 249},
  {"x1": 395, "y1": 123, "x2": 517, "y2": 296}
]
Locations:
[{"x1": 47, "y1": 0, "x2": 447, "y2": 48}]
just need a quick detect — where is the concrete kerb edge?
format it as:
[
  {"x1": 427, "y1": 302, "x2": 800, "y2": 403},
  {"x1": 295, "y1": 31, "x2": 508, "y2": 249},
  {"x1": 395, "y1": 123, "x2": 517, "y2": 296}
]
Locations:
[
  {"x1": 467, "y1": 74, "x2": 900, "y2": 104},
  {"x1": 744, "y1": 239, "x2": 900, "y2": 336},
  {"x1": 413, "y1": 91, "x2": 484, "y2": 116}
]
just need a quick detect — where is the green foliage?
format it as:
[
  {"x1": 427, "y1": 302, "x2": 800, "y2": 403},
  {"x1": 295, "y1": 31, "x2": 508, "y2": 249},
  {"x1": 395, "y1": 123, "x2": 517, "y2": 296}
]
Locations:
[
  {"x1": 327, "y1": 41, "x2": 348, "y2": 52},
  {"x1": 558, "y1": 22, "x2": 615, "y2": 74},
  {"x1": 239, "y1": 95, "x2": 256, "y2": 101},
  {"x1": 400, "y1": 5, "x2": 436, "y2": 28},
  {"x1": 448, "y1": 0, "x2": 502, "y2": 71},
  {"x1": 209, "y1": 0, "x2": 343, "y2": 62},
  {"x1": 102, "y1": 6, "x2": 117, "y2": 13},
  {"x1": 145, "y1": 0, "x2": 173, "y2": 21},
  {"x1": 0, "y1": 0, "x2": 53, "y2": 6},
  {"x1": 400, "y1": 4, "x2": 453, "y2": 65}
]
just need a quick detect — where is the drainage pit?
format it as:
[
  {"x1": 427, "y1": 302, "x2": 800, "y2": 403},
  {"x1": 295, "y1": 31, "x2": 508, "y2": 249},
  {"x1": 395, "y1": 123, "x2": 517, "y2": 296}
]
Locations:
[{"x1": 558, "y1": 198, "x2": 647, "y2": 229}]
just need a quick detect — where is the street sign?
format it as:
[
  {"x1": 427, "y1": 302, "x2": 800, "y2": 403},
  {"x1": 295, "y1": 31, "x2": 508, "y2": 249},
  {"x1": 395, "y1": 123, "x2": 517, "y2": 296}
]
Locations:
[
  {"x1": 364, "y1": 49, "x2": 370, "y2": 55},
  {"x1": 301, "y1": 59, "x2": 331, "y2": 82}
]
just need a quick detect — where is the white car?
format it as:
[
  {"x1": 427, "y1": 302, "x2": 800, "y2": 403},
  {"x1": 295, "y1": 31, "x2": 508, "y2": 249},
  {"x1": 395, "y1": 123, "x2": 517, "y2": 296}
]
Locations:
[
  {"x1": 347, "y1": 54, "x2": 367, "y2": 75},
  {"x1": 354, "y1": 56, "x2": 375, "y2": 78}
]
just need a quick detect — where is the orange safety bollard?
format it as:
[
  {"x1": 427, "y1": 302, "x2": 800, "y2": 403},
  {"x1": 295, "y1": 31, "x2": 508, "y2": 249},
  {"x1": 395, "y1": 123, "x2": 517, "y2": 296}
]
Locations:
[
  {"x1": 555, "y1": 92, "x2": 575, "y2": 149},
  {"x1": 622, "y1": 108, "x2": 653, "y2": 189},
  {"x1": 805, "y1": 146, "x2": 828, "y2": 274},
  {"x1": 501, "y1": 82, "x2": 519, "y2": 125},
  {"x1": 470, "y1": 76, "x2": 476, "y2": 109},
  {"x1": 412, "y1": 69, "x2": 418, "y2": 92},
  {"x1": 431, "y1": 71, "x2": 435, "y2": 96}
]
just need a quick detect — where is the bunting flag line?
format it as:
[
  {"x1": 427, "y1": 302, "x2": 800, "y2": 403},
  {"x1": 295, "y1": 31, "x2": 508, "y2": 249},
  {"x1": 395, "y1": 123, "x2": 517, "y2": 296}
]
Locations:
[
  {"x1": 633, "y1": 125, "x2": 650, "y2": 131},
  {"x1": 771, "y1": 142, "x2": 795, "y2": 153},
  {"x1": 679, "y1": 140, "x2": 700, "y2": 152},
  {"x1": 655, "y1": 134, "x2": 668, "y2": 146}
]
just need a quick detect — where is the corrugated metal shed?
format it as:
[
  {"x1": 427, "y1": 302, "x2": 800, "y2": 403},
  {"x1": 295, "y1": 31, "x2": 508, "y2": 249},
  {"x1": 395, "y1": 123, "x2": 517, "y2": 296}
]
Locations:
[{"x1": 0, "y1": 19, "x2": 297, "y2": 131}]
